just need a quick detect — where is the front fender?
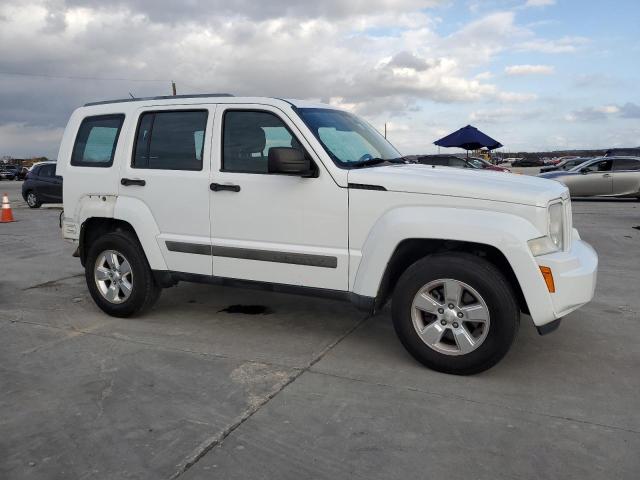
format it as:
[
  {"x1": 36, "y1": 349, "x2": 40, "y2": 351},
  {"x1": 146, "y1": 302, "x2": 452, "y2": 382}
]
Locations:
[{"x1": 351, "y1": 206, "x2": 556, "y2": 324}]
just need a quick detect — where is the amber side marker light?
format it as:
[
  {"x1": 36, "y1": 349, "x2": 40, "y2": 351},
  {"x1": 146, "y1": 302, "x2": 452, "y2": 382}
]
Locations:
[{"x1": 539, "y1": 266, "x2": 556, "y2": 293}]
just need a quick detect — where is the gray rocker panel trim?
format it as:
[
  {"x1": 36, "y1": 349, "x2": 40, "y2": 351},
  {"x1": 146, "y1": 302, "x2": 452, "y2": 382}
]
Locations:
[{"x1": 165, "y1": 241, "x2": 338, "y2": 269}]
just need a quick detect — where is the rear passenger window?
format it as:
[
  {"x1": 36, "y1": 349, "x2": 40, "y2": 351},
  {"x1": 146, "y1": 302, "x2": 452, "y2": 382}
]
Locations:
[
  {"x1": 449, "y1": 158, "x2": 467, "y2": 168},
  {"x1": 71, "y1": 115, "x2": 124, "y2": 167},
  {"x1": 133, "y1": 110, "x2": 207, "y2": 170},
  {"x1": 39, "y1": 165, "x2": 55, "y2": 177},
  {"x1": 613, "y1": 159, "x2": 640, "y2": 171}
]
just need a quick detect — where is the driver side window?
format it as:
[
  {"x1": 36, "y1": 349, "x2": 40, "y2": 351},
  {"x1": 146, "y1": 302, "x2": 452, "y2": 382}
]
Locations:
[
  {"x1": 222, "y1": 110, "x2": 305, "y2": 174},
  {"x1": 587, "y1": 160, "x2": 612, "y2": 172}
]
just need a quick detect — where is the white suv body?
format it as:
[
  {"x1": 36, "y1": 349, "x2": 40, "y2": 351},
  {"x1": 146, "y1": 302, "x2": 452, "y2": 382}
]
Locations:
[{"x1": 58, "y1": 95, "x2": 597, "y2": 374}]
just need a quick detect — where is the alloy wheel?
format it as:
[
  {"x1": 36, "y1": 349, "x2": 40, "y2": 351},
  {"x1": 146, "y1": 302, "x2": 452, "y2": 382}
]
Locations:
[
  {"x1": 27, "y1": 192, "x2": 37, "y2": 207},
  {"x1": 411, "y1": 278, "x2": 490, "y2": 356},
  {"x1": 94, "y1": 250, "x2": 133, "y2": 304}
]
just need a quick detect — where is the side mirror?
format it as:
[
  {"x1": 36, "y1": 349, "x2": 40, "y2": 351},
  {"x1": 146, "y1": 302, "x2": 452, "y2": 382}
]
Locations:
[
  {"x1": 268, "y1": 147, "x2": 316, "y2": 177},
  {"x1": 580, "y1": 167, "x2": 590, "y2": 174}
]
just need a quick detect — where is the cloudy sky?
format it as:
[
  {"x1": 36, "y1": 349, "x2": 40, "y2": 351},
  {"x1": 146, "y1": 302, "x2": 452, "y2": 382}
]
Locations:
[{"x1": 1, "y1": 0, "x2": 638, "y2": 158}]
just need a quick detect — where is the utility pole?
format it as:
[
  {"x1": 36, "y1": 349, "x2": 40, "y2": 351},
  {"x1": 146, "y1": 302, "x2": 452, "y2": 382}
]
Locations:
[
  {"x1": 171, "y1": 81, "x2": 177, "y2": 96},
  {"x1": 384, "y1": 123, "x2": 387, "y2": 139}
]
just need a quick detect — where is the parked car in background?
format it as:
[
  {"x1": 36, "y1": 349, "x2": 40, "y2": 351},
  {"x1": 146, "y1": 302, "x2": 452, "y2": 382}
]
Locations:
[
  {"x1": 502, "y1": 157, "x2": 522, "y2": 164},
  {"x1": 415, "y1": 155, "x2": 474, "y2": 169},
  {"x1": 0, "y1": 164, "x2": 27, "y2": 180},
  {"x1": 511, "y1": 158, "x2": 545, "y2": 167},
  {"x1": 538, "y1": 156, "x2": 640, "y2": 198},
  {"x1": 0, "y1": 165, "x2": 17, "y2": 180},
  {"x1": 21, "y1": 161, "x2": 63, "y2": 207},
  {"x1": 467, "y1": 157, "x2": 511, "y2": 172},
  {"x1": 540, "y1": 157, "x2": 591, "y2": 174}
]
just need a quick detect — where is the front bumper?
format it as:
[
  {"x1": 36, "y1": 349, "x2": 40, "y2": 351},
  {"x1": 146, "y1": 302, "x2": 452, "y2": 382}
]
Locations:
[{"x1": 531, "y1": 230, "x2": 598, "y2": 326}]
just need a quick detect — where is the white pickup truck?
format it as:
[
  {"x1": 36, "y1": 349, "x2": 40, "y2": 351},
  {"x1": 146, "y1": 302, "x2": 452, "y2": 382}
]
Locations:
[{"x1": 58, "y1": 95, "x2": 598, "y2": 374}]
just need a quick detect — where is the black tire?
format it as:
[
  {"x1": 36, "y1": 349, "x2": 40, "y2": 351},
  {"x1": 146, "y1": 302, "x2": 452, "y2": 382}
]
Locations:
[
  {"x1": 85, "y1": 230, "x2": 161, "y2": 317},
  {"x1": 392, "y1": 252, "x2": 520, "y2": 375},
  {"x1": 25, "y1": 190, "x2": 41, "y2": 208}
]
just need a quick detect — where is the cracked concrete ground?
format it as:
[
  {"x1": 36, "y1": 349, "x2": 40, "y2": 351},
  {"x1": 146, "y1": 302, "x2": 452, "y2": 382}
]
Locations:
[{"x1": 1, "y1": 181, "x2": 639, "y2": 479}]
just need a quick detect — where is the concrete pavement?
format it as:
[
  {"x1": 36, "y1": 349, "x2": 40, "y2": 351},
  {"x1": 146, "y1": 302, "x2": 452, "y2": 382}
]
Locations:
[{"x1": 1, "y1": 180, "x2": 639, "y2": 479}]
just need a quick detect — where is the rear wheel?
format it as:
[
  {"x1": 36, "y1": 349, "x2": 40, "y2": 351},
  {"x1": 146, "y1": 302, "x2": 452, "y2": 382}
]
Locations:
[
  {"x1": 392, "y1": 253, "x2": 520, "y2": 375},
  {"x1": 26, "y1": 191, "x2": 41, "y2": 208},
  {"x1": 85, "y1": 231, "x2": 161, "y2": 317}
]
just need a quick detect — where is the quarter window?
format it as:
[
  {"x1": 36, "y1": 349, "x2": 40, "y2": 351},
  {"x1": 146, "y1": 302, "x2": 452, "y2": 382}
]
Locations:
[
  {"x1": 613, "y1": 158, "x2": 640, "y2": 171},
  {"x1": 71, "y1": 115, "x2": 124, "y2": 167},
  {"x1": 133, "y1": 110, "x2": 208, "y2": 170},
  {"x1": 223, "y1": 110, "x2": 305, "y2": 173}
]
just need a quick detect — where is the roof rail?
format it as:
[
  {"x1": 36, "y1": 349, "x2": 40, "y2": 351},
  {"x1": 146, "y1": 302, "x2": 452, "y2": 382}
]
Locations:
[{"x1": 84, "y1": 93, "x2": 234, "y2": 107}]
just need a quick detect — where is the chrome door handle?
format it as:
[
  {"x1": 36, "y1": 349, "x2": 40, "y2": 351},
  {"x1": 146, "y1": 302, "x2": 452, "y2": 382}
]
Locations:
[
  {"x1": 602, "y1": 174, "x2": 611, "y2": 177},
  {"x1": 210, "y1": 183, "x2": 240, "y2": 192}
]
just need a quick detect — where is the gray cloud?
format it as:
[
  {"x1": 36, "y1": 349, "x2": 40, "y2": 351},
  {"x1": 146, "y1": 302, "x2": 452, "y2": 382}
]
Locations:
[
  {"x1": 619, "y1": 102, "x2": 640, "y2": 119},
  {"x1": 566, "y1": 103, "x2": 640, "y2": 122},
  {"x1": 387, "y1": 51, "x2": 436, "y2": 71},
  {"x1": 54, "y1": 0, "x2": 439, "y2": 23}
]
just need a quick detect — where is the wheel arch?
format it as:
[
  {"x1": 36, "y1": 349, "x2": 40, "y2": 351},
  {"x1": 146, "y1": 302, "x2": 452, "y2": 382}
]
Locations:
[
  {"x1": 76, "y1": 195, "x2": 167, "y2": 271},
  {"x1": 374, "y1": 238, "x2": 529, "y2": 315},
  {"x1": 350, "y1": 206, "x2": 548, "y2": 317},
  {"x1": 79, "y1": 218, "x2": 140, "y2": 267}
]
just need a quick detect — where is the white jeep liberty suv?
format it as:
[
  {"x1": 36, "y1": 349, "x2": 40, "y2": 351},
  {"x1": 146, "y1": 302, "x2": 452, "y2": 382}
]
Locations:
[{"x1": 58, "y1": 94, "x2": 598, "y2": 374}]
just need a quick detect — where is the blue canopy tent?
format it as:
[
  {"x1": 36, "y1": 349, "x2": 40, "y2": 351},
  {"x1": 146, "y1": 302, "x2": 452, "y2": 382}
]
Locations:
[{"x1": 434, "y1": 125, "x2": 502, "y2": 159}]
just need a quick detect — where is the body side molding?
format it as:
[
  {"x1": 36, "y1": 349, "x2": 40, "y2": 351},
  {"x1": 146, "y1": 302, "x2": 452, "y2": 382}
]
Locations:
[{"x1": 165, "y1": 241, "x2": 338, "y2": 268}]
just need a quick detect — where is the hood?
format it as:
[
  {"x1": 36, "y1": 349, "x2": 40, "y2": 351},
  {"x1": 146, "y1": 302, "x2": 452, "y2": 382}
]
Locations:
[{"x1": 348, "y1": 164, "x2": 568, "y2": 207}]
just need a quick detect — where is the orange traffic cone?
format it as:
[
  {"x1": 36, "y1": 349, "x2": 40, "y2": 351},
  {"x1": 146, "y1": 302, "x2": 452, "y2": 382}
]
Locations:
[{"x1": 1, "y1": 192, "x2": 15, "y2": 223}]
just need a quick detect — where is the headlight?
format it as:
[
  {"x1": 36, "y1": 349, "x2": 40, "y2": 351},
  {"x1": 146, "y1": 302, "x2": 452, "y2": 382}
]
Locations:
[
  {"x1": 528, "y1": 200, "x2": 565, "y2": 256},
  {"x1": 548, "y1": 202, "x2": 564, "y2": 250}
]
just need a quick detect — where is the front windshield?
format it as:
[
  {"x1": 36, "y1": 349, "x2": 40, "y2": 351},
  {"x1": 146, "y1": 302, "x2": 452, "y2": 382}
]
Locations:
[{"x1": 296, "y1": 108, "x2": 402, "y2": 167}]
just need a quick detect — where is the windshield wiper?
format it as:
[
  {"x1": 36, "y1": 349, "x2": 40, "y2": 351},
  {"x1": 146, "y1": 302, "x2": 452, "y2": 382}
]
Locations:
[{"x1": 349, "y1": 157, "x2": 413, "y2": 168}]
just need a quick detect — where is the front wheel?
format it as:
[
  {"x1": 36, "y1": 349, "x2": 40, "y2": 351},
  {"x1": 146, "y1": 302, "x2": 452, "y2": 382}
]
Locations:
[
  {"x1": 392, "y1": 253, "x2": 520, "y2": 375},
  {"x1": 85, "y1": 231, "x2": 161, "y2": 317}
]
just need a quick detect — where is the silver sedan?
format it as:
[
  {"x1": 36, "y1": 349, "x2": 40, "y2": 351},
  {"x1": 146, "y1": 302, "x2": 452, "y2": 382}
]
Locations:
[{"x1": 538, "y1": 156, "x2": 640, "y2": 198}]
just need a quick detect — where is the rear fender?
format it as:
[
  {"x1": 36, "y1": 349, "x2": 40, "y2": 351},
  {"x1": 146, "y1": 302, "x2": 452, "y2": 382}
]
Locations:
[{"x1": 113, "y1": 196, "x2": 167, "y2": 270}]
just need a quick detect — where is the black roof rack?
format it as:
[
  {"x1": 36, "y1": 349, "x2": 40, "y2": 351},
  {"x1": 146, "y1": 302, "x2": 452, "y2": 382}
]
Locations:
[{"x1": 84, "y1": 93, "x2": 234, "y2": 107}]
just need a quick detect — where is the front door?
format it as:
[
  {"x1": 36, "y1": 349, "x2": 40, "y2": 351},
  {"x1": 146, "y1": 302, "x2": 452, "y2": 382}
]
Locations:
[
  {"x1": 119, "y1": 106, "x2": 214, "y2": 275},
  {"x1": 571, "y1": 159, "x2": 613, "y2": 196},
  {"x1": 209, "y1": 104, "x2": 349, "y2": 290}
]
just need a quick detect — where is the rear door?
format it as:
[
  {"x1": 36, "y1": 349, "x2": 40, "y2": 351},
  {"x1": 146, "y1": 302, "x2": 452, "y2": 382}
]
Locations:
[
  {"x1": 119, "y1": 106, "x2": 214, "y2": 275},
  {"x1": 36, "y1": 164, "x2": 58, "y2": 201},
  {"x1": 612, "y1": 158, "x2": 640, "y2": 196}
]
